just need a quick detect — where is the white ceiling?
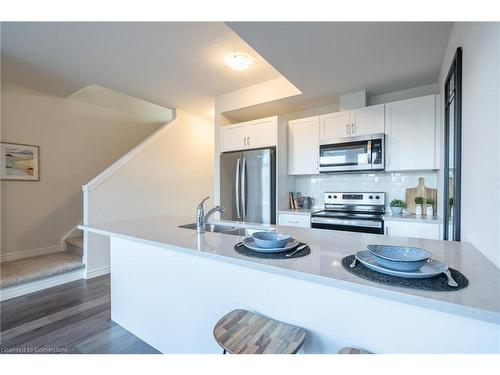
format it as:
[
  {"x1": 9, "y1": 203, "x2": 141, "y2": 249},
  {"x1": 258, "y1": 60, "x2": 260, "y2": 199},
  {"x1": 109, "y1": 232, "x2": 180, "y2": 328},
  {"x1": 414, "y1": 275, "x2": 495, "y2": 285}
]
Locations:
[
  {"x1": 227, "y1": 22, "x2": 453, "y2": 101},
  {"x1": 1, "y1": 22, "x2": 281, "y2": 118},
  {"x1": 1, "y1": 22, "x2": 454, "y2": 120}
]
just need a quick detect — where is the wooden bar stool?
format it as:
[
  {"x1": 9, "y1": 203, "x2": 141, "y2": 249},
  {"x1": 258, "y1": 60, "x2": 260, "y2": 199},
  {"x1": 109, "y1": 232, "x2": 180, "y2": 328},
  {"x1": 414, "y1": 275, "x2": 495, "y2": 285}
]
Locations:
[{"x1": 213, "y1": 309, "x2": 306, "y2": 354}]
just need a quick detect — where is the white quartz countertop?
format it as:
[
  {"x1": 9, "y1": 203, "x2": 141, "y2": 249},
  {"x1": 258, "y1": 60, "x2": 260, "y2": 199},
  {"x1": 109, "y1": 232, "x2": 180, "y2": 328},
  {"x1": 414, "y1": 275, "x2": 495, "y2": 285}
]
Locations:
[
  {"x1": 384, "y1": 213, "x2": 442, "y2": 223},
  {"x1": 80, "y1": 215, "x2": 500, "y2": 324}
]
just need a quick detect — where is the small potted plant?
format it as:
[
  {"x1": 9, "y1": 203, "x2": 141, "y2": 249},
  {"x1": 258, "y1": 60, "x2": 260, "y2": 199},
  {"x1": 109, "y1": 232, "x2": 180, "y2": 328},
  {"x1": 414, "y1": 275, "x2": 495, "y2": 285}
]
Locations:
[
  {"x1": 425, "y1": 197, "x2": 434, "y2": 216},
  {"x1": 389, "y1": 199, "x2": 406, "y2": 215},
  {"x1": 415, "y1": 196, "x2": 424, "y2": 216}
]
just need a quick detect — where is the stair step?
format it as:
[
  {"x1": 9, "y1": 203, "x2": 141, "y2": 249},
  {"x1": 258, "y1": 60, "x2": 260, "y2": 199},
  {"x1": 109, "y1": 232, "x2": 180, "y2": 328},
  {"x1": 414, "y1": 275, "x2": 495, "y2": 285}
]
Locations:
[
  {"x1": 1, "y1": 252, "x2": 84, "y2": 289},
  {"x1": 66, "y1": 236, "x2": 83, "y2": 248},
  {"x1": 66, "y1": 236, "x2": 83, "y2": 256}
]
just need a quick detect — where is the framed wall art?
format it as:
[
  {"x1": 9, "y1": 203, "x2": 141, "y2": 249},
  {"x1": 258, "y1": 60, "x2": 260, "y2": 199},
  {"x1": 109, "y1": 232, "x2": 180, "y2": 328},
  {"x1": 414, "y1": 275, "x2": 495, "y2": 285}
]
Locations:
[{"x1": 1, "y1": 142, "x2": 40, "y2": 181}]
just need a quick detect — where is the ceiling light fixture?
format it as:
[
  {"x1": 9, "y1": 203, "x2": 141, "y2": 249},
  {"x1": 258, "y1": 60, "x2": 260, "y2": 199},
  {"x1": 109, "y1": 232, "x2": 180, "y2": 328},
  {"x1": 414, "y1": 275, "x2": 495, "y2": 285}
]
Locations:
[{"x1": 224, "y1": 52, "x2": 254, "y2": 71}]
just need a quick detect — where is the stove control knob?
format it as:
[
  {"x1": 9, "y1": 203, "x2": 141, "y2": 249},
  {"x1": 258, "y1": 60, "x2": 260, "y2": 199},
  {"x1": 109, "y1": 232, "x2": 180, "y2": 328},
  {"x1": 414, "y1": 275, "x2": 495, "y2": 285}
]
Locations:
[
  {"x1": 369, "y1": 195, "x2": 373, "y2": 199},
  {"x1": 375, "y1": 195, "x2": 380, "y2": 200},
  {"x1": 328, "y1": 195, "x2": 332, "y2": 199},
  {"x1": 333, "y1": 195, "x2": 337, "y2": 199}
]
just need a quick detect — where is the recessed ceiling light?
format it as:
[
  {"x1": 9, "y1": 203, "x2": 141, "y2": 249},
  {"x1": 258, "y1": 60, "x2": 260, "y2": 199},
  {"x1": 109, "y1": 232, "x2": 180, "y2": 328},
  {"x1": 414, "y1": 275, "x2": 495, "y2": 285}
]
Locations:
[{"x1": 224, "y1": 52, "x2": 254, "y2": 71}]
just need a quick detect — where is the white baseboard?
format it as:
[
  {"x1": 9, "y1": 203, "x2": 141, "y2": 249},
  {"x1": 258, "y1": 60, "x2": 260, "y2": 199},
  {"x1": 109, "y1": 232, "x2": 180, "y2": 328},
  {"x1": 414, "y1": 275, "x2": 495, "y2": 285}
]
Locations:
[
  {"x1": 0, "y1": 269, "x2": 85, "y2": 301},
  {"x1": 0, "y1": 246, "x2": 62, "y2": 263},
  {"x1": 85, "y1": 266, "x2": 110, "y2": 279}
]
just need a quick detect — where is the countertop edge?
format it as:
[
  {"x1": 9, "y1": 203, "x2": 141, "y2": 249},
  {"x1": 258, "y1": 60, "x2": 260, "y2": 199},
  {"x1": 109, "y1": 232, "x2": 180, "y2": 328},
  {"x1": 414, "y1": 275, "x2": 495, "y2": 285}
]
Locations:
[
  {"x1": 383, "y1": 214, "x2": 442, "y2": 223},
  {"x1": 79, "y1": 224, "x2": 500, "y2": 325}
]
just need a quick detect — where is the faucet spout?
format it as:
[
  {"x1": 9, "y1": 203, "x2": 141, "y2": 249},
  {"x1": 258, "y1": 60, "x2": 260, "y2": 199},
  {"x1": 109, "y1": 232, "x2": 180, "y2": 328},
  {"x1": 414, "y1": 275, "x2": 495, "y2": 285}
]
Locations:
[{"x1": 204, "y1": 206, "x2": 225, "y2": 222}]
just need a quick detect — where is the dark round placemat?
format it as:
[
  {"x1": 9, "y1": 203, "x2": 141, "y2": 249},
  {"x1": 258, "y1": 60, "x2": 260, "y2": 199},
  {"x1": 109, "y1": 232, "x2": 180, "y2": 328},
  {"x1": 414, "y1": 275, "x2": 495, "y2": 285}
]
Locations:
[
  {"x1": 234, "y1": 242, "x2": 310, "y2": 259},
  {"x1": 342, "y1": 255, "x2": 468, "y2": 291}
]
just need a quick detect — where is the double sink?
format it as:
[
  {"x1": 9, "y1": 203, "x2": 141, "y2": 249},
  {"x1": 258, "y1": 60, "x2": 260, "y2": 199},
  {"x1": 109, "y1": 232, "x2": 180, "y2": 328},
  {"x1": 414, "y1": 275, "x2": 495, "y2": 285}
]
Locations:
[{"x1": 178, "y1": 222, "x2": 263, "y2": 237}]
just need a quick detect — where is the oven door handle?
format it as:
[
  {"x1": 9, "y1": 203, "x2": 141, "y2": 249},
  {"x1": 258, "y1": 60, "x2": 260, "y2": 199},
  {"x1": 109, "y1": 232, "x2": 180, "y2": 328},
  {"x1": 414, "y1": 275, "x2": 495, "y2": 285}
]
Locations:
[{"x1": 311, "y1": 217, "x2": 382, "y2": 228}]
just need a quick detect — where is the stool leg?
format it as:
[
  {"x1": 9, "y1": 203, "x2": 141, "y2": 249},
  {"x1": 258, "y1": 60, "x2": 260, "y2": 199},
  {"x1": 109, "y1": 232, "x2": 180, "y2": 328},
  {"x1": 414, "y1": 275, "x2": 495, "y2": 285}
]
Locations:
[{"x1": 223, "y1": 349, "x2": 226, "y2": 354}]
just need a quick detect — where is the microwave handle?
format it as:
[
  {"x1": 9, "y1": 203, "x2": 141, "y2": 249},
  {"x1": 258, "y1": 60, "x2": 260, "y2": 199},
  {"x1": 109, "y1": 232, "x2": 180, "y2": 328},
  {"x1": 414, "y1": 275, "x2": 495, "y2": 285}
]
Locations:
[{"x1": 367, "y1": 140, "x2": 373, "y2": 165}]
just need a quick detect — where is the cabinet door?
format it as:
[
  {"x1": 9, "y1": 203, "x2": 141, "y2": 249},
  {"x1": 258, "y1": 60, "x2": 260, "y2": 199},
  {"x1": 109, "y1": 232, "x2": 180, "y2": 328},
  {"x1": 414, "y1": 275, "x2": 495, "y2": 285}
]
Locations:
[
  {"x1": 288, "y1": 116, "x2": 320, "y2": 175},
  {"x1": 350, "y1": 104, "x2": 385, "y2": 136},
  {"x1": 385, "y1": 95, "x2": 436, "y2": 171},
  {"x1": 384, "y1": 221, "x2": 440, "y2": 240},
  {"x1": 278, "y1": 213, "x2": 311, "y2": 228},
  {"x1": 221, "y1": 124, "x2": 246, "y2": 152},
  {"x1": 320, "y1": 111, "x2": 350, "y2": 140},
  {"x1": 245, "y1": 117, "x2": 277, "y2": 149}
]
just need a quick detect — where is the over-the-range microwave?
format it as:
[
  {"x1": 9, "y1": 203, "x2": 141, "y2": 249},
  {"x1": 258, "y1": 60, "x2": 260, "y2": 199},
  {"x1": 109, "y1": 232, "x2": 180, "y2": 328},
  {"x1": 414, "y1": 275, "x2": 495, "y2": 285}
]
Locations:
[{"x1": 319, "y1": 133, "x2": 385, "y2": 173}]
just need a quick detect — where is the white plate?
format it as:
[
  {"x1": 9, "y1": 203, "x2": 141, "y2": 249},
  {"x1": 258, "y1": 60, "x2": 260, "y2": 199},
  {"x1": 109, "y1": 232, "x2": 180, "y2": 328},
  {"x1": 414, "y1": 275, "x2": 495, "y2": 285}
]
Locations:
[
  {"x1": 355, "y1": 250, "x2": 448, "y2": 279},
  {"x1": 242, "y1": 237, "x2": 299, "y2": 253}
]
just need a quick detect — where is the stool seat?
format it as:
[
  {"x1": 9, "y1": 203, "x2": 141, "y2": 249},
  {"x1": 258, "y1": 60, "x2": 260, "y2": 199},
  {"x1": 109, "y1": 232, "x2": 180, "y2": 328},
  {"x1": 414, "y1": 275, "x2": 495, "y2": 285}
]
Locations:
[
  {"x1": 213, "y1": 309, "x2": 306, "y2": 354},
  {"x1": 338, "y1": 346, "x2": 372, "y2": 354}
]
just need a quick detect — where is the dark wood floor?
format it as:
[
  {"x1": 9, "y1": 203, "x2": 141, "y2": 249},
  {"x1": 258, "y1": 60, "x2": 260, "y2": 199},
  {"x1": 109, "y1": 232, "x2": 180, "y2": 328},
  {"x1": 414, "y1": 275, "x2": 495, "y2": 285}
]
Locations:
[{"x1": 0, "y1": 275, "x2": 160, "y2": 354}]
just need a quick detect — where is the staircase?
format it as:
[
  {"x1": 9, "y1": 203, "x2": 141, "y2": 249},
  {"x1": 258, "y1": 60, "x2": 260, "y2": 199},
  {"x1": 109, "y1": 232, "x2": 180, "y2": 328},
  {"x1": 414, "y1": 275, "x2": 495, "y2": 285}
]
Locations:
[
  {"x1": 65, "y1": 236, "x2": 84, "y2": 256},
  {"x1": 0, "y1": 233, "x2": 85, "y2": 301}
]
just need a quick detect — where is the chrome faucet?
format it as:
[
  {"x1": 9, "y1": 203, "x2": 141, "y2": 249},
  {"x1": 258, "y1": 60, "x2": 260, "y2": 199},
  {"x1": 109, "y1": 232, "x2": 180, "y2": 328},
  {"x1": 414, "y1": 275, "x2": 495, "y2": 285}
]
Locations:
[{"x1": 196, "y1": 196, "x2": 225, "y2": 234}]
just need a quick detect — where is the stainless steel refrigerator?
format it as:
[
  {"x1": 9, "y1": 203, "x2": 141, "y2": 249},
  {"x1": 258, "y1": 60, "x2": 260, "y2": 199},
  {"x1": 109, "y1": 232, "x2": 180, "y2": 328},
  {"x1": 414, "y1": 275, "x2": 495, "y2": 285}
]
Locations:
[{"x1": 220, "y1": 148, "x2": 276, "y2": 224}]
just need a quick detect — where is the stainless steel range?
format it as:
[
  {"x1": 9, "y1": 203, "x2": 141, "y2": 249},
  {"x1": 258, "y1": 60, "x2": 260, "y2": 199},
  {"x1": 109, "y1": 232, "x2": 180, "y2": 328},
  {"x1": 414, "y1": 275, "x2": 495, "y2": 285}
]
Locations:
[{"x1": 311, "y1": 192, "x2": 385, "y2": 234}]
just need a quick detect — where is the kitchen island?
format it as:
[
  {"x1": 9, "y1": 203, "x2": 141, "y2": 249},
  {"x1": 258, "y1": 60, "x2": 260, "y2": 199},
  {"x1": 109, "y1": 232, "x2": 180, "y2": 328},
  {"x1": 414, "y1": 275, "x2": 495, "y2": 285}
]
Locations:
[{"x1": 80, "y1": 215, "x2": 500, "y2": 354}]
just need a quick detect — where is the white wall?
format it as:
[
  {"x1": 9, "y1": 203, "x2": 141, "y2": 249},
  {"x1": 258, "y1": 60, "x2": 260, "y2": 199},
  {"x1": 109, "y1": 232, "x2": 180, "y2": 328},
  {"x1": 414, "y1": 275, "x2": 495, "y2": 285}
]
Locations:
[
  {"x1": 0, "y1": 83, "x2": 161, "y2": 260},
  {"x1": 439, "y1": 23, "x2": 500, "y2": 268},
  {"x1": 368, "y1": 83, "x2": 439, "y2": 105},
  {"x1": 84, "y1": 109, "x2": 214, "y2": 276}
]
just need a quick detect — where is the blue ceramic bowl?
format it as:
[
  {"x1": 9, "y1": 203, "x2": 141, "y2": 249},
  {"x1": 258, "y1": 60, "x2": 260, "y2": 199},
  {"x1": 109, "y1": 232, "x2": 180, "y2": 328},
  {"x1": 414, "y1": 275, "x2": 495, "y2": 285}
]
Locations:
[
  {"x1": 367, "y1": 244, "x2": 431, "y2": 272},
  {"x1": 252, "y1": 232, "x2": 291, "y2": 249}
]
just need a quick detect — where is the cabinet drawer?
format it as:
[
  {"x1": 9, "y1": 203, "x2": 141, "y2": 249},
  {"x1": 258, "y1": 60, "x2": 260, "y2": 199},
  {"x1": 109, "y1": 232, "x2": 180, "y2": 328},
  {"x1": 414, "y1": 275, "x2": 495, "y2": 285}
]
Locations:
[
  {"x1": 384, "y1": 221, "x2": 440, "y2": 240},
  {"x1": 278, "y1": 213, "x2": 311, "y2": 228}
]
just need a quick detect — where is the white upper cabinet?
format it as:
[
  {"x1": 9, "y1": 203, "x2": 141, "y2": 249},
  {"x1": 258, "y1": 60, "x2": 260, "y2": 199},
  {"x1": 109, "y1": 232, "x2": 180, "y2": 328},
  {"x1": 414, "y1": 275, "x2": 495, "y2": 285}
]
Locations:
[
  {"x1": 320, "y1": 111, "x2": 351, "y2": 139},
  {"x1": 245, "y1": 117, "x2": 278, "y2": 149},
  {"x1": 221, "y1": 116, "x2": 277, "y2": 153},
  {"x1": 288, "y1": 116, "x2": 320, "y2": 175},
  {"x1": 349, "y1": 104, "x2": 385, "y2": 136},
  {"x1": 385, "y1": 95, "x2": 438, "y2": 171},
  {"x1": 221, "y1": 124, "x2": 246, "y2": 152},
  {"x1": 320, "y1": 104, "x2": 384, "y2": 140}
]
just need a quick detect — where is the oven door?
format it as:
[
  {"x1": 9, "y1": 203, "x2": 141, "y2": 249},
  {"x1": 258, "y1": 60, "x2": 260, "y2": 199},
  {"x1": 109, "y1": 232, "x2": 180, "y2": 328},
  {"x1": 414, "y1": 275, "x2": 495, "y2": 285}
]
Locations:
[
  {"x1": 311, "y1": 216, "x2": 384, "y2": 234},
  {"x1": 319, "y1": 134, "x2": 384, "y2": 173}
]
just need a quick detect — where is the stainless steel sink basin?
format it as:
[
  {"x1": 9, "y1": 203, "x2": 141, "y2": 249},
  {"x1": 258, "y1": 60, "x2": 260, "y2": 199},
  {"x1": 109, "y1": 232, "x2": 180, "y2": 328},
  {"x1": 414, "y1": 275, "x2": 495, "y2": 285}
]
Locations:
[{"x1": 178, "y1": 223, "x2": 265, "y2": 237}]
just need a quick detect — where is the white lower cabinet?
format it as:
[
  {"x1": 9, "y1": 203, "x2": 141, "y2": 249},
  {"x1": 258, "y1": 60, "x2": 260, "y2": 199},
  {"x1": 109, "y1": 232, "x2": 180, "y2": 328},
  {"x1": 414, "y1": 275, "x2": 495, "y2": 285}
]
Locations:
[
  {"x1": 384, "y1": 220, "x2": 441, "y2": 240},
  {"x1": 278, "y1": 213, "x2": 311, "y2": 228}
]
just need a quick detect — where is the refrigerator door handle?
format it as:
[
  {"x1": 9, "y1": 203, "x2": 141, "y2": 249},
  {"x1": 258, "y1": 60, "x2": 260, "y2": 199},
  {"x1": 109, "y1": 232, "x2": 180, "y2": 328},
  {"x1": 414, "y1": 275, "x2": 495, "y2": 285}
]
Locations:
[
  {"x1": 241, "y1": 157, "x2": 246, "y2": 220},
  {"x1": 235, "y1": 158, "x2": 241, "y2": 219}
]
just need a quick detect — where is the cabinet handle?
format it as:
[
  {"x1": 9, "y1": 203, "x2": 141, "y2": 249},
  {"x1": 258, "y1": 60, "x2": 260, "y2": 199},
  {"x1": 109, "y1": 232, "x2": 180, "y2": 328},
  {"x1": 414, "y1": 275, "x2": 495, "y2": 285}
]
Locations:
[
  {"x1": 386, "y1": 155, "x2": 390, "y2": 166},
  {"x1": 346, "y1": 124, "x2": 350, "y2": 135},
  {"x1": 244, "y1": 137, "x2": 247, "y2": 146},
  {"x1": 351, "y1": 123, "x2": 355, "y2": 134},
  {"x1": 247, "y1": 136, "x2": 250, "y2": 146},
  {"x1": 289, "y1": 221, "x2": 299, "y2": 224},
  {"x1": 385, "y1": 226, "x2": 389, "y2": 235}
]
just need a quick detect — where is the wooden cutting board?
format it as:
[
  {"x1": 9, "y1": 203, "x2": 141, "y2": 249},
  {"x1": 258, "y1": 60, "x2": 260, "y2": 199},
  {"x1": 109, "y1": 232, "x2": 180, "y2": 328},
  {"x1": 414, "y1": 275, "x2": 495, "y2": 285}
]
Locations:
[{"x1": 405, "y1": 177, "x2": 437, "y2": 214}]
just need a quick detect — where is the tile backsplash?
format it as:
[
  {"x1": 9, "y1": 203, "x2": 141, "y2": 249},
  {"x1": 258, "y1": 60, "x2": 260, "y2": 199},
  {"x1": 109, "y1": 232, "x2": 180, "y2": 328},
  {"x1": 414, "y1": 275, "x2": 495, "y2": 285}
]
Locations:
[{"x1": 295, "y1": 171, "x2": 438, "y2": 209}]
